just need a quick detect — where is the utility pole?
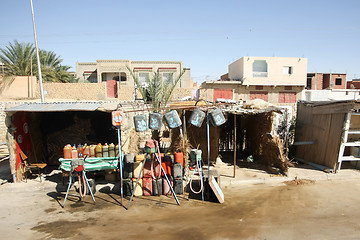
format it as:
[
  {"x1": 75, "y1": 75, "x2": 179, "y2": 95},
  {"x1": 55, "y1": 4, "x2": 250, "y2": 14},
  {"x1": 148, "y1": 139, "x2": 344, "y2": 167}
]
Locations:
[{"x1": 30, "y1": 0, "x2": 45, "y2": 102}]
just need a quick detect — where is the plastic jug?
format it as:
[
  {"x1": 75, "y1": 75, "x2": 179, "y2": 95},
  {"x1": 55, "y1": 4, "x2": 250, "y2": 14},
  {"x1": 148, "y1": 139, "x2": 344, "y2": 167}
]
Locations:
[
  {"x1": 174, "y1": 152, "x2": 184, "y2": 166},
  {"x1": 63, "y1": 144, "x2": 72, "y2": 159},
  {"x1": 174, "y1": 178, "x2": 183, "y2": 195},
  {"x1": 71, "y1": 145, "x2": 78, "y2": 159},
  {"x1": 89, "y1": 145, "x2": 96, "y2": 157},
  {"x1": 95, "y1": 143, "x2": 102, "y2": 157},
  {"x1": 152, "y1": 178, "x2": 163, "y2": 195},
  {"x1": 143, "y1": 160, "x2": 152, "y2": 178},
  {"x1": 142, "y1": 177, "x2": 153, "y2": 196},
  {"x1": 109, "y1": 143, "x2": 115, "y2": 157},
  {"x1": 163, "y1": 176, "x2": 173, "y2": 196},
  {"x1": 133, "y1": 162, "x2": 143, "y2": 178},
  {"x1": 103, "y1": 143, "x2": 109, "y2": 157},
  {"x1": 83, "y1": 144, "x2": 90, "y2": 157},
  {"x1": 189, "y1": 108, "x2": 206, "y2": 127},
  {"x1": 134, "y1": 114, "x2": 148, "y2": 132},
  {"x1": 173, "y1": 163, "x2": 183, "y2": 178},
  {"x1": 209, "y1": 108, "x2": 226, "y2": 126},
  {"x1": 132, "y1": 178, "x2": 143, "y2": 196},
  {"x1": 149, "y1": 112, "x2": 162, "y2": 130},
  {"x1": 164, "y1": 110, "x2": 182, "y2": 129}
]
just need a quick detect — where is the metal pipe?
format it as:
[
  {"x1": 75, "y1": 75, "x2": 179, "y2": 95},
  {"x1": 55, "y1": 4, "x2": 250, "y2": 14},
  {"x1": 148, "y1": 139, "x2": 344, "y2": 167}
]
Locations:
[
  {"x1": 117, "y1": 126, "x2": 123, "y2": 206},
  {"x1": 207, "y1": 113, "x2": 210, "y2": 198},
  {"x1": 30, "y1": 0, "x2": 45, "y2": 103},
  {"x1": 233, "y1": 114, "x2": 237, "y2": 178}
]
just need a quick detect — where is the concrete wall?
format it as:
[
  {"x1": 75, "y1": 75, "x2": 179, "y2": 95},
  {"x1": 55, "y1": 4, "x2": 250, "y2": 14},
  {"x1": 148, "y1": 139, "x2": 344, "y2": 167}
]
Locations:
[
  {"x1": 303, "y1": 89, "x2": 360, "y2": 101},
  {"x1": 0, "y1": 76, "x2": 36, "y2": 99},
  {"x1": 229, "y1": 56, "x2": 307, "y2": 86},
  {"x1": 76, "y1": 59, "x2": 192, "y2": 88}
]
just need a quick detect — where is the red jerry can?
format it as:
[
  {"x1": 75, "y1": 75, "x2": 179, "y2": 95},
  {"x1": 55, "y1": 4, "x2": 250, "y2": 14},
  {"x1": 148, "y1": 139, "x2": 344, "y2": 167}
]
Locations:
[
  {"x1": 143, "y1": 160, "x2": 152, "y2": 178},
  {"x1": 143, "y1": 177, "x2": 153, "y2": 196}
]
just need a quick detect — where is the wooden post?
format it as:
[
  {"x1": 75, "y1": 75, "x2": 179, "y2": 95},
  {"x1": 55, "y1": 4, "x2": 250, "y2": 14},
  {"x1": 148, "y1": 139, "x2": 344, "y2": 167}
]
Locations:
[{"x1": 233, "y1": 114, "x2": 237, "y2": 178}]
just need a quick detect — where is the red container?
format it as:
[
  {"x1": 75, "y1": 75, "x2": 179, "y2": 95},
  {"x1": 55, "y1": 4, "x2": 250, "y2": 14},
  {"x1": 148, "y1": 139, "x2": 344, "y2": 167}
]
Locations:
[
  {"x1": 163, "y1": 176, "x2": 173, "y2": 196},
  {"x1": 174, "y1": 152, "x2": 184, "y2": 166},
  {"x1": 143, "y1": 177, "x2": 153, "y2": 196},
  {"x1": 143, "y1": 160, "x2": 152, "y2": 178},
  {"x1": 161, "y1": 161, "x2": 172, "y2": 177}
]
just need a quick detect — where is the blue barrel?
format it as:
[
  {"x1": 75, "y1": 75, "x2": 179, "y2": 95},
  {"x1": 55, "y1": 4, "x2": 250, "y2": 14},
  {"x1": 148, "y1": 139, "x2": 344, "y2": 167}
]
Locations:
[
  {"x1": 189, "y1": 108, "x2": 206, "y2": 127},
  {"x1": 149, "y1": 112, "x2": 162, "y2": 130},
  {"x1": 134, "y1": 114, "x2": 148, "y2": 132},
  {"x1": 164, "y1": 110, "x2": 182, "y2": 129},
  {"x1": 209, "y1": 108, "x2": 226, "y2": 126}
]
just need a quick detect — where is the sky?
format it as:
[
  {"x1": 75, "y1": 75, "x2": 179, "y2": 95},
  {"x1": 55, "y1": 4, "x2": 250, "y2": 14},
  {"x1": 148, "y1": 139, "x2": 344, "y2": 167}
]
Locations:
[{"x1": 1, "y1": 0, "x2": 359, "y2": 83}]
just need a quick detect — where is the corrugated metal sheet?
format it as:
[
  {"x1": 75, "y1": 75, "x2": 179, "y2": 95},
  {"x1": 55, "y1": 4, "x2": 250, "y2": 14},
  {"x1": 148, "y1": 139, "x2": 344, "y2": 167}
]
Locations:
[{"x1": 5, "y1": 102, "x2": 102, "y2": 112}]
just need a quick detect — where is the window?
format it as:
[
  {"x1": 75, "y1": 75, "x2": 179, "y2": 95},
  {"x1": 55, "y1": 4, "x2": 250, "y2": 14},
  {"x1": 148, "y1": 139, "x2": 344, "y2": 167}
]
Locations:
[
  {"x1": 283, "y1": 66, "x2": 293, "y2": 74},
  {"x1": 252, "y1": 60, "x2": 268, "y2": 77},
  {"x1": 162, "y1": 73, "x2": 173, "y2": 84},
  {"x1": 138, "y1": 73, "x2": 149, "y2": 87},
  {"x1": 335, "y1": 78, "x2": 342, "y2": 85}
]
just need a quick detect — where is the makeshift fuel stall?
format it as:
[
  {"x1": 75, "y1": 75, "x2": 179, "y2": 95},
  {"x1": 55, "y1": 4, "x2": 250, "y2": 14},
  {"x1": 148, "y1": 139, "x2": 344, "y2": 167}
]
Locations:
[
  {"x1": 294, "y1": 100, "x2": 360, "y2": 172},
  {"x1": 4, "y1": 101, "x2": 121, "y2": 182}
]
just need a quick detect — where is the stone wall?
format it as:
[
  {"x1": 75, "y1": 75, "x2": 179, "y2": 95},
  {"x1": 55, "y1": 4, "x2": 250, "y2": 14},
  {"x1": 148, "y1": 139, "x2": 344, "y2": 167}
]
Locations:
[{"x1": 0, "y1": 102, "x2": 6, "y2": 142}]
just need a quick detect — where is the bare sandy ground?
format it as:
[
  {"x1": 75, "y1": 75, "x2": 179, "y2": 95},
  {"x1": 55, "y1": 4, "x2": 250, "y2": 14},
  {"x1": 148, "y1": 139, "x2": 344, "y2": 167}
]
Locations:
[{"x1": 1, "y1": 172, "x2": 360, "y2": 240}]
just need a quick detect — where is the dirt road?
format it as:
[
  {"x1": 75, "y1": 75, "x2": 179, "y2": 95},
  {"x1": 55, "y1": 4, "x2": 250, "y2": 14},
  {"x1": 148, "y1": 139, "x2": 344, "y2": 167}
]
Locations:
[{"x1": 1, "y1": 177, "x2": 360, "y2": 240}]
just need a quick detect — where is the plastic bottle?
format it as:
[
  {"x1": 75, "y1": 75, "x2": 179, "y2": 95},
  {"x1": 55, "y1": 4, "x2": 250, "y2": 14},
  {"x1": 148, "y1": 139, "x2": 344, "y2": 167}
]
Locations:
[
  {"x1": 109, "y1": 143, "x2": 115, "y2": 157},
  {"x1": 103, "y1": 143, "x2": 109, "y2": 157},
  {"x1": 115, "y1": 144, "x2": 119, "y2": 157},
  {"x1": 63, "y1": 144, "x2": 72, "y2": 159},
  {"x1": 95, "y1": 143, "x2": 103, "y2": 157},
  {"x1": 89, "y1": 145, "x2": 96, "y2": 157},
  {"x1": 83, "y1": 144, "x2": 90, "y2": 157},
  {"x1": 71, "y1": 144, "x2": 78, "y2": 159}
]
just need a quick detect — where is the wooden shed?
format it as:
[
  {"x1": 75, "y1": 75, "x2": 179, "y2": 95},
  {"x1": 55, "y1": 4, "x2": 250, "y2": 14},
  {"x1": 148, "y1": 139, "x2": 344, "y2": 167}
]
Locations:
[{"x1": 294, "y1": 100, "x2": 360, "y2": 172}]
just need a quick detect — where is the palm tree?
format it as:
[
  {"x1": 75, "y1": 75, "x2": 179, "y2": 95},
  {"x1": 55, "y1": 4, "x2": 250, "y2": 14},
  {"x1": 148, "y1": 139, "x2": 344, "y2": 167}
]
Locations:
[
  {"x1": 0, "y1": 40, "x2": 77, "y2": 83},
  {"x1": 127, "y1": 66, "x2": 185, "y2": 110}
]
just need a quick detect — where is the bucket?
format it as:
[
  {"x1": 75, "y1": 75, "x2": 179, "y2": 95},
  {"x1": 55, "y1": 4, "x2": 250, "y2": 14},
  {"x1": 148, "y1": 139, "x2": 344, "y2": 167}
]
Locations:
[
  {"x1": 134, "y1": 114, "x2": 148, "y2": 132},
  {"x1": 189, "y1": 108, "x2": 206, "y2": 127},
  {"x1": 109, "y1": 143, "x2": 115, "y2": 157},
  {"x1": 133, "y1": 162, "x2": 143, "y2": 178},
  {"x1": 173, "y1": 163, "x2": 182, "y2": 178},
  {"x1": 149, "y1": 112, "x2": 162, "y2": 130},
  {"x1": 163, "y1": 176, "x2": 173, "y2": 196},
  {"x1": 174, "y1": 152, "x2": 184, "y2": 166},
  {"x1": 152, "y1": 178, "x2": 163, "y2": 195},
  {"x1": 132, "y1": 178, "x2": 143, "y2": 196},
  {"x1": 102, "y1": 143, "x2": 109, "y2": 157},
  {"x1": 164, "y1": 110, "x2": 182, "y2": 129},
  {"x1": 209, "y1": 108, "x2": 226, "y2": 126},
  {"x1": 142, "y1": 177, "x2": 153, "y2": 196}
]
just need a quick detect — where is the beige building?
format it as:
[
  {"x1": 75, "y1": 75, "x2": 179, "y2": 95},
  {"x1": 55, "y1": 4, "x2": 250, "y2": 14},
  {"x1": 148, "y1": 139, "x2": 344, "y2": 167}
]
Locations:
[
  {"x1": 201, "y1": 56, "x2": 307, "y2": 106},
  {"x1": 76, "y1": 59, "x2": 192, "y2": 88}
]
